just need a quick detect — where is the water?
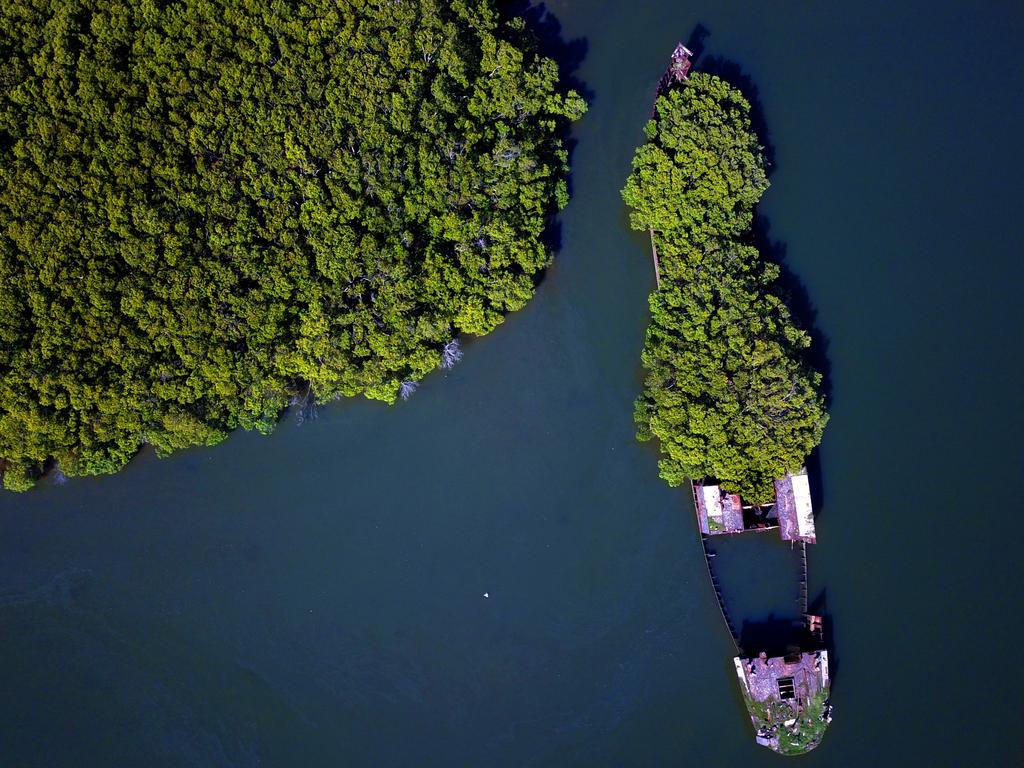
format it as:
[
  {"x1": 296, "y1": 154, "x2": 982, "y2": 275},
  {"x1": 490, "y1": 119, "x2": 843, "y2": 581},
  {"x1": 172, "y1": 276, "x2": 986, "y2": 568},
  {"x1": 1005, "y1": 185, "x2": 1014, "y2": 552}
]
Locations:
[{"x1": 2, "y1": 1, "x2": 1023, "y2": 765}]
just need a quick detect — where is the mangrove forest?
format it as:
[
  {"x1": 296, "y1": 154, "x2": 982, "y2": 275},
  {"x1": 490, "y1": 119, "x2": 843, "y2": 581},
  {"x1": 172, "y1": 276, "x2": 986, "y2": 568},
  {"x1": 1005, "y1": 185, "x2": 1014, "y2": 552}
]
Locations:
[{"x1": 0, "y1": 0, "x2": 585, "y2": 490}]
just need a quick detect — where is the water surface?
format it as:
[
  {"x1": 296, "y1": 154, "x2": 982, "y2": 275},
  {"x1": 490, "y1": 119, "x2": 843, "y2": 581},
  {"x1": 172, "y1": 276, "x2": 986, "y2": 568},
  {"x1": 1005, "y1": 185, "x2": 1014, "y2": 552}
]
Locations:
[{"x1": 2, "y1": 1, "x2": 1023, "y2": 765}]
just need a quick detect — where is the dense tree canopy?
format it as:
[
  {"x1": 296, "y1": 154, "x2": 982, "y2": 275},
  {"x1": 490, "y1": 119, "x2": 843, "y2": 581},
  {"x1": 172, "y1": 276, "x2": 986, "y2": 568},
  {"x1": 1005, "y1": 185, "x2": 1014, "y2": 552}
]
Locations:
[
  {"x1": 622, "y1": 74, "x2": 827, "y2": 504},
  {"x1": 0, "y1": 0, "x2": 585, "y2": 490}
]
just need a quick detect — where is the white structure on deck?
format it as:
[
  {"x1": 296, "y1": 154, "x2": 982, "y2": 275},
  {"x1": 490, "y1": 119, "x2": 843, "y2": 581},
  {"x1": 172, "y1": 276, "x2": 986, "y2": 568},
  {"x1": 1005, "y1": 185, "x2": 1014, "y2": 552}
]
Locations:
[
  {"x1": 701, "y1": 485, "x2": 724, "y2": 526},
  {"x1": 693, "y1": 482, "x2": 746, "y2": 534},
  {"x1": 791, "y1": 472, "x2": 814, "y2": 540},
  {"x1": 775, "y1": 468, "x2": 816, "y2": 544},
  {"x1": 692, "y1": 467, "x2": 818, "y2": 543}
]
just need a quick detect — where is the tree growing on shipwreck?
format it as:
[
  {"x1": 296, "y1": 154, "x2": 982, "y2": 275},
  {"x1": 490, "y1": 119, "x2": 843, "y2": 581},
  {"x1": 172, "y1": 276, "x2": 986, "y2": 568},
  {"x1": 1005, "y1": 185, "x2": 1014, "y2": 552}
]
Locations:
[{"x1": 622, "y1": 73, "x2": 828, "y2": 504}]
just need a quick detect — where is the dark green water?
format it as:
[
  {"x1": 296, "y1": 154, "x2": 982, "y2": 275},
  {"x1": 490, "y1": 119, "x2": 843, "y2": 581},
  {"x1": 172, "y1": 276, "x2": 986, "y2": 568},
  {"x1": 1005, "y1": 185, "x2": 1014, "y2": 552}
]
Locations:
[{"x1": 2, "y1": 1, "x2": 1023, "y2": 765}]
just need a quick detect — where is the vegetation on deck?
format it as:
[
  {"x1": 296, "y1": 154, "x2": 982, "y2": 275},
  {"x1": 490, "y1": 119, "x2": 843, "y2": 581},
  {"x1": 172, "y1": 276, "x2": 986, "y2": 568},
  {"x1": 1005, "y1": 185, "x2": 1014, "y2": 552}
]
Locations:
[
  {"x1": 622, "y1": 73, "x2": 827, "y2": 504},
  {"x1": 743, "y1": 687, "x2": 830, "y2": 755},
  {"x1": 0, "y1": 0, "x2": 585, "y2": 490}
]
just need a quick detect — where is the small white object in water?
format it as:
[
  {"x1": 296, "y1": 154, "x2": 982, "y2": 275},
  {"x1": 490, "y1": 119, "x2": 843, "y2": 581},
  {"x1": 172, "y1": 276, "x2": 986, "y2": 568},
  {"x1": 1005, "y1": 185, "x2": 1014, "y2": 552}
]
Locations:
[{"x1": 483, "y1": 592, "x2": 489, "y2": 598}]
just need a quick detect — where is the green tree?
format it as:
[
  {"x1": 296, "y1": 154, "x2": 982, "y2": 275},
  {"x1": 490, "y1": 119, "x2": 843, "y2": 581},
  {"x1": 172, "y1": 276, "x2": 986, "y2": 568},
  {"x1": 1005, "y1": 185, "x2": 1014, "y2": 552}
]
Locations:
[
  {"x1": 0, "y1": 0, "x2": 585, "y2": 490},
  {"x1": 623, "y1": 73, "x2": 826, "y2": 503}
]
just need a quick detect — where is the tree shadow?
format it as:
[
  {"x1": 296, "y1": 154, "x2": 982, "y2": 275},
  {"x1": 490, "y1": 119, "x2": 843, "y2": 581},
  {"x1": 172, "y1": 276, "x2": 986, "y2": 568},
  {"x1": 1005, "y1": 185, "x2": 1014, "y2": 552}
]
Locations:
[
  {"x1": 499, "y1": 1, "x2": 591, "y2": 260},
  {"x1": 500, "y1": 1, "x2": 592, "y2": 102},
  {"x1": 684, "y1": 32, "x2": 833, "y2": 406},
  {"x1": 696, "y1": 51, "x2": 777, "y2": 174},
  {"x1": 751, "y1": 214, "x2": 834, "y2": 408}
]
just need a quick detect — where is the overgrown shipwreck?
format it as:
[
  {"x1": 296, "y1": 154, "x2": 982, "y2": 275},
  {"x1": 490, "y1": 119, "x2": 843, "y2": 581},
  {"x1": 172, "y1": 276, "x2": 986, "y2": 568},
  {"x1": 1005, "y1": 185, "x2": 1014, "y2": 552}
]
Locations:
[
  {"x1": 732, "y1": 613, "x2": 832, "y2": 755},
  {"x1": 657, "y1": 42, "x2": 834, "y2": 757},
  {"x1": 692, "y1": 465, "x2": 832, "y2": 756}
]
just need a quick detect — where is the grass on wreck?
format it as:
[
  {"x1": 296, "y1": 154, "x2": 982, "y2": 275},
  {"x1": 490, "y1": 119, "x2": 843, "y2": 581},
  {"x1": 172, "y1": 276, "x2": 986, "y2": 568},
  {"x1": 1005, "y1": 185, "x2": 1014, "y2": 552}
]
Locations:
[{"x1": 743, "y1": 688, "x2": 830, "y2": 756}]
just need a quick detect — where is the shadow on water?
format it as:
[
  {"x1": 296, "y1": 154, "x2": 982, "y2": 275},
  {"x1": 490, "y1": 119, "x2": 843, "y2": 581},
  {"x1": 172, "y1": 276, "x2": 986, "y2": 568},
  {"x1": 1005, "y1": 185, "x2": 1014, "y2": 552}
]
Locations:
[
  {"x1": 695, "y1": 51, "x2": 777, "y2": 174},
  {"x1": 685, "y1": 28, "x2": 834, "y2": 407},
  {"x1": 807, "y1": 588, "x2": 838, "y2": 687},
  {"x1": 805, "y1": 446, "x2": 827, "y2": 521},
  {"x1": 738, "y1": 599, "x2": 833, "y2": 661},
  {"x1": 500, "y1": 1, "x2": 592, "y2": 102},
  {"x1": 501, "y1": 1, "x2": 591, "y2": 260},
  {"x1": 739, "y1": 615, "x2": 807, "y2": 657},
  {"x1": 751, "y1": 214, "x2": 834, "y2": 408},
  {"x1": 683, "y1": 24, "x2": 712, "y2": 67}
]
